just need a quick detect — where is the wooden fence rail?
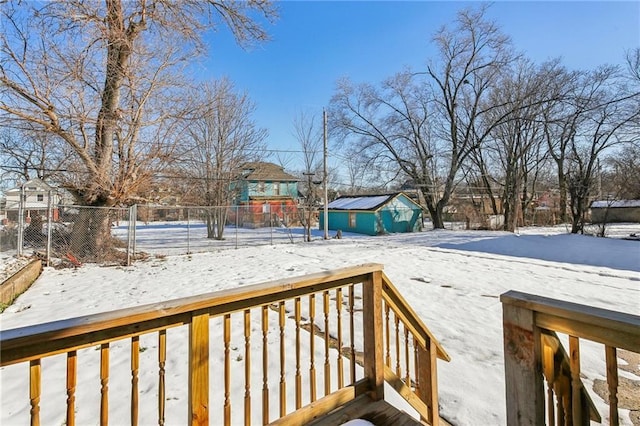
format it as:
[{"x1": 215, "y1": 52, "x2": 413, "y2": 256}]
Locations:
[
  {"x1": 1, "y1": 263, "x2": 449, "y2": 425},
  {"x1": 501, "y1": 290, "x2": 640, "y2": 426}
]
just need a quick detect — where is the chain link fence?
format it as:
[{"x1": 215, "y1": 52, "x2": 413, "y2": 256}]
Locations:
[{"x1": 1, "y1": 202, "x2": 321, "y2": 265}]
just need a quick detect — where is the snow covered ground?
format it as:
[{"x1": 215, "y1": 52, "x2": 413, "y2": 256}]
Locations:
[{"x1": 1, "y1": 223, "x2": 639, "y2": 425}]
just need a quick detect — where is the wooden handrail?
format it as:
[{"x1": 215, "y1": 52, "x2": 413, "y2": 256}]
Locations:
[
  {"x1": 1, "y1": 263, "x2": 383, "y2": 366},
  {"x1": 1, "y1": 263, "x2": 449, "y2": 426},
  {"x1": 501, "y1": 290, "x2": 639, "y2": 426}
]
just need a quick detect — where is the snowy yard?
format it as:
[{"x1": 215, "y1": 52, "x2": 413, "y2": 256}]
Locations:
[{"x1": 1, "y1": 224, "x2": 639, "y2": 425}]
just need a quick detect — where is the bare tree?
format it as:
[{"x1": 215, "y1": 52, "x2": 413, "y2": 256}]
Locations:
[
  {"x1": 565, "y1": 68, "x2": 640, "y2": 233},
  {"x1": 480, "y1": 59, "x2": 558, "y2": 231},
  {"x1": 292, "y1": 111, "x2": 323, "y2": 241},
  {"x1": 424, "y1": 6, "x2": 517, "y2": 228},
  {"x1": 606, "y1": 143, "x2": 640, "y2": 199},
  {"x1": 330, "y1": 71, "x2": 437, "y2": 222},
  {"x1": 0, "y1": 128, "x2": 70, "y2": 183},
  {"x1": 178, "y1": 78, "x2": 267, "y2": 240},
  {"x1": 543, "y1": 66, "x2": 639, "y2": 233},
  {"x1": 0, "y1": 0, "x2": 276, "y2": 260},
  {"x1": 331, "y1": 7, "x2": 515, "y2": 229}
]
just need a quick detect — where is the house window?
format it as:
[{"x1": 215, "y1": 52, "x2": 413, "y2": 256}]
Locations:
[
  {"x1": 37, "y1": 194, "x2": 44, "y2": 202},
  {"x1": 273, "y1": 182, "x2": 280, "y2": 196},
  {"x1": 258, "y1": 182, "x2": 265, "y2": 193},
  {"x1": 349, "y1": 212, "x2": 356, "y2": 228}
]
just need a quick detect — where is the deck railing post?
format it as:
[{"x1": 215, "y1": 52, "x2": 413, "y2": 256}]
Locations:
[
  {"x1": 502, "y1": 302, "x2": 544, "y2": 425},
  {"x1": 362, "y1": 271, "x2": 384, "y2": 400},
  {"x1": 416, "y1": 340, "x2": 439, "y2": 425},
  {"x1": 189, "y1": 310, "x2": 209, "y2": 426}
]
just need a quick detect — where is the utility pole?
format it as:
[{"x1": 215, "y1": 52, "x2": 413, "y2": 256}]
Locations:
[{"x1": 323, "y1": 109, "x2": 329, "y2": 240}]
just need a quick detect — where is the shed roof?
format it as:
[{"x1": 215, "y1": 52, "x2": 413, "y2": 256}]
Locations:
[
  {"x1": 591, "y1": 200, "x2": 640, "y2": 208},
  {"x1": 327, "y1": 193, "x2": 421, "y2": 211},
  {"x1": 239, "y1": 162, "x2": 298, "y2": 182}
]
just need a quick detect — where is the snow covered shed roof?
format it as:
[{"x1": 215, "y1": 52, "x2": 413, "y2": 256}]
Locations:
[
  {"x1": 591, "y1": 200, "x2": 640, "y2": 209},
  {"x1": 327, "y1": 193, "x2": 421, "y2": 211}
]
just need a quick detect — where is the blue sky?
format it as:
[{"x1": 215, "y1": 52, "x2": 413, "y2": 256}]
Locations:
[{"x1": 194, "y1": 1, "x2": 639, "y2": 174}]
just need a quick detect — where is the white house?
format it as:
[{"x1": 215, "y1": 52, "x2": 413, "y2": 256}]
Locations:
[{"x1": 2, "y1": 178, "x2": 66, "y2": 223}]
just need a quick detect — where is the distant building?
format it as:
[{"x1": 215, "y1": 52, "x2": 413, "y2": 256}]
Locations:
[
  {"x1": 231, "y1": 162, "x2": 299, "y2": 228},
  {"x1": 590, "y1": 200, "x2": 640, "y2": 223},
  {"x1": 2, "y1": 178, "x2": 66, "y2": 224},
  {"x1": 319, "y1": 193, "x2": 423, "y2": 236}
]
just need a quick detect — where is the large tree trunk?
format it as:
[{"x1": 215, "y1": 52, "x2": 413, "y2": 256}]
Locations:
[{"x1": 70, "y1": 207, "x2": 113, "y2": 261}]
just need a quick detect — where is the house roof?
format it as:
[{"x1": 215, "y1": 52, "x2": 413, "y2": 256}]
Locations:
[
  {"x1": 591, "y1": 200, "x2": 640, "y2": 208},
  {"x1": 4, "y1": 178, "x2": 55, "y2": 194},
  {"x1": 239, "y1": 162, "x2": 298, "y2": 182},
  {"x1": 327, "y1": 193, "x2": 422, "y2": 211}
]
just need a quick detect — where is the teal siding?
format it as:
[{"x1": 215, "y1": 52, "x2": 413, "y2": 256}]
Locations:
[
  {"x1": 320, "y1": 193, "x2": 422, "y2": 236},
  {"x1": 234, "y1": 181, "x2": 298, "y2": 202}
]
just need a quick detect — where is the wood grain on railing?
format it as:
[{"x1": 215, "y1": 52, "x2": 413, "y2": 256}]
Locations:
[
  {"x1": 131, "y1": 335, "x2": 140, "y2": 426},
  {"x1": 502, "y1": 290, "x2": 639, "y2": 426},
  {"x1": 261, "y1": 305, "x2": 269, "y2": 425},
  {"x1": 66, "y1": 351, "x2": 77, "y2": 426},
  {"x1": 336, "y1": 288, "x2": 344, "y2": 389},
  {"x1": 244, "y1": 309, "x2": 251, "y2": 426},
  {"x1": 30, "y1": 359, "x2": 40, "y2": 426},
  {"x1": 158, "y1": 330, "x2": 166, "y2": 426},
  {"x1": 1, "y1": 263, "x2": 449, "y2": 426}
]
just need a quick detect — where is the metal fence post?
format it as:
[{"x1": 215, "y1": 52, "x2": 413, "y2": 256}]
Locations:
[
  {"x1": 187, "y1": 208, "x2": 191, "y2": 255},
  {"x1": 17, "y1": 184, "x2": 24, "y2": 256},
  {"x1": 235, "y1": 206, "x2": 239, "y2": 250},
  {"x1": 46, "y1": 190, "x2": 53, "y2": 267},
  {"x1": 269, "y1": 205, "x2": 273, "y2": 245}
]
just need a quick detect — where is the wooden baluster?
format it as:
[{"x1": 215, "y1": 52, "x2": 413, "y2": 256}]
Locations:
[
  {"x1": 294, "y1": 297, "x2": 302, "y2": 409},
  {"x1": 384, "y1": 303, "x2": 391, "y2": 368},
  {"x1": 395, "y1": 314, "x2": 401, "y2": 377},
  {"x1": 605, "y1": 345, "x2": 619, "y2": 426},
  {"x1": 569, "y1": 336, "x2": 581, "y2": 425},
  {"x1": 555, "y1": 374, "x2": 570, "y2": 426},
  {"x1": 30, "y1": 359, "x2": 41, "y2": 426},
  {"x1": 66, "y1": 351, "x2": 77, "y2": 426},
  {"x1": 336, "y1": 288, "x2": 344, "y2": 389},
  {"x1": 404, "y1": 325, "x2": 410, "y2": 386},
  {"x1": 323, "y1": 290, "x2": 331, "y2": 396},
  {"x1": 224, "y1": 314, "x2": 231, "y2": 425},
  {"x1": 542, "y1": 343, "x2": 555, "y2": 426},
  {"x1": 279, "y1": 301, "x2": 286, "y2": 417},
  {"x1": 349, "y1": 285, "x2": 356, "y2": 384},
  {"x1": 100, "y1": 343, "x2": 109, "y2": 426},
  {"x1": 244, "y1": 309, "x2": 251, "y2": 426},
  {"x1": 262, "y1": 305, "x2": 269, "y2": 425},
  {"x1": 309, "y1": 294, "x2": 317, "y2": 402},
  {"x1": 189, "y1": 312, "x2": 209, "y2": 426},
  {"x1": 158, "y1": 330, "x2": 166, "y2": 426},
  {"x1": 131, "y1": 336, "x2": 140, "y2": 426},
  {"x1": 413, "y1": 337, "x2": 419, "y2": 392}
]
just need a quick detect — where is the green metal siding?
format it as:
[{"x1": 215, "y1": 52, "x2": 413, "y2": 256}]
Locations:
[{"x1": 320, "y1": 193, "x2": 422, "y2": 236}]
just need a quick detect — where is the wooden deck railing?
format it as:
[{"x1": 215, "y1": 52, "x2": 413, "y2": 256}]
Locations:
[
  {"x1": 501, "y1": 290, "x2": 640, "y2": 426},
  {"x1": 1, "y1": 263, "x2": 449, "y2": 425}
]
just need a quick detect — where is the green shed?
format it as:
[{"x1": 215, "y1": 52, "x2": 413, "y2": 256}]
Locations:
[{"x1": 319, "y1": 193, "x2": 423, "y2": 236}]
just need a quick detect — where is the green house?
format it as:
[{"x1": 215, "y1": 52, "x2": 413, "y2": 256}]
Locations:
[{"x1": 319, "y1": 193, "x2": 423, "y2": 236}]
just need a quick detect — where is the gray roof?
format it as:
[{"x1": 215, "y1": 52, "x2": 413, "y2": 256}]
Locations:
[
  {"x1": 327, "y1": 194, "x2": 395, "y2": 211},
  {"x1": 239, "y1": 162, "x2": 298, "y2": 182}
]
